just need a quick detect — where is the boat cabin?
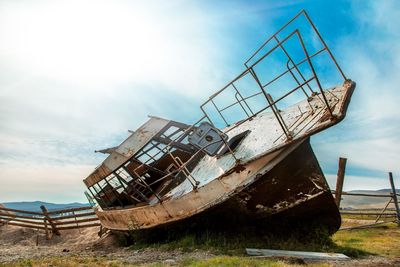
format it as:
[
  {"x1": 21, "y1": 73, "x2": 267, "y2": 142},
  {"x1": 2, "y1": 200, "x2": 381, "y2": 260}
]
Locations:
[{"x1": 83, "y1": 116, "x2": 230, "y2": 209}]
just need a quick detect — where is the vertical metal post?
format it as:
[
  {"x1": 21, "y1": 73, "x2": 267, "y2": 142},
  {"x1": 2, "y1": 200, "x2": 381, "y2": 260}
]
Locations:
[
  {"x1": 211, "y1": 99, "x2": 229, "y2": 126},
  {"x1": 273, "y1": 35, "x2": 312, "y2": 96},
  {"x1": 296, "y1": 31, "x2": 334, "y2": 117},
  {"x1": 302, "y1": 10, "x2": 347, "y2": 80},
  {"x1": 266, "y1": 94, "x2": 291, "y2": 140},
  {"x1": 104, "y1": 178, "x2": 124, "y2": 207},
  {"x1": 91, "y1": 186, "x2": 108, "y2": 208},
  {"x1": 249, "y1": 67, "x2": 292, "y2": 139},
  {"x1": 232, "y1": 83, "x2": 254, "y2": 116},
  {"x1": 389, "y1": 172, "x2": 400, "y2": 226},
  {"x1": 97, "y1": 183, "x2": 114, "y2": 208},
  {"x1": 335, "y1": 157, "x2": 347, "y2": 208}
]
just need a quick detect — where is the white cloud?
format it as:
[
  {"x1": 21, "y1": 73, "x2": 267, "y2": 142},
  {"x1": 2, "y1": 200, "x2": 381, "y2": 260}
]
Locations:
[
  {"x1": 1, "y1": 0, "x2": 399, "y2": 202},
  {"x1": 313, "y1": 0, "x2": 400, "y2": 178},
  {"x1": 0, "y1": 164, "x2": 93, "y2": 203},
  {"x1": 0, "y1": 1, "x2": 234, "y2": 202},
  {"x1": 0, "y1": 1, "x2": 226, "y2": 95}
]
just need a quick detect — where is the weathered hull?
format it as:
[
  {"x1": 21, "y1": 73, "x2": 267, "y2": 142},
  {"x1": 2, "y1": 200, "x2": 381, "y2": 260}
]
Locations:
[
  {"x1": 96, "y1": 138, "x2": 340, "y2": 233},
  {"x1": 199, "y1": 137, "x2": 341, "y2": 232}
]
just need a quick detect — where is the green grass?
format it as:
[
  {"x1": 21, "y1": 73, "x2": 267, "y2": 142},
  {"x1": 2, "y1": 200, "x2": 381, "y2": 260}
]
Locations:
[
  {"x1": 179, "y1": 256, "x2": 329, "y2": 267},
  {"x1": 126, "y1": 223, "x2": 369, "y2": 258},
  {"x1": 1, "y1": 256, "x2": 330, "y2": 267},
  {"x1": 333, "y1": 223, "x2": 400, "y2": 258},
  {"x1": 0, "y1": 256, "x2": 132, "y2": 267},
  {"x1": 3, "y1": 219, "x2": 399, "y2": 267},
  {"x1": 130, "y1": 229, "x2": 323, "y2": 254}
]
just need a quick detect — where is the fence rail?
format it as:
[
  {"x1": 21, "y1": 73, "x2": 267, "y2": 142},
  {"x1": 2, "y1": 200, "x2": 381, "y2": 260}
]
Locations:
[
  {"x1": 0, "y1": 205, "x2": 100, "y2": 239},
  {"x1": 332, "y1": 157, "x2": 400, "y2": 229}
]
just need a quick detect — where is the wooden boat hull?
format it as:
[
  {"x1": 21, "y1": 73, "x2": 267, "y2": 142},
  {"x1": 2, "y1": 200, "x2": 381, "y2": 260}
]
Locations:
[{"x1": 96, "y1": 137, "x2": 340, "y2": 233}]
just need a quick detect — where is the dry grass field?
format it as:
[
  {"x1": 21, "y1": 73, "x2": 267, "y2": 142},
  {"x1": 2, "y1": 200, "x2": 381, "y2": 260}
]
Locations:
[{"x1": 0, "y1": 218, "x2": 399, "y2": 266}]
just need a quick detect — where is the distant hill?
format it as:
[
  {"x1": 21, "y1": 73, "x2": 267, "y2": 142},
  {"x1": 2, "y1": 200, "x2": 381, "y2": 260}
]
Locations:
[
  {"x1": 1, "y1": 201, "x2": 90, "y2": 213},
  {"x1": 376, "y1": 188, "x2": 399, "y2": 193},
  {"x1": 341, "y1": 188, "x2": 399, "y2": 209}
]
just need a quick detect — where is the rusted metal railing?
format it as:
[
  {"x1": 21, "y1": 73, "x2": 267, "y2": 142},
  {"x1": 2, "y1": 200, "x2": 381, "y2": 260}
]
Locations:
[{"x1": 86, "y1": 10, "x2": 348, "y2": 210}]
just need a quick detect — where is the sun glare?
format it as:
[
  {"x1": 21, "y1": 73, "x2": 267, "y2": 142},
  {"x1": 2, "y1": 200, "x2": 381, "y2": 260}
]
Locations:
[{"x1": 0, "y1": 1, "x2": 176, "y2": 87}]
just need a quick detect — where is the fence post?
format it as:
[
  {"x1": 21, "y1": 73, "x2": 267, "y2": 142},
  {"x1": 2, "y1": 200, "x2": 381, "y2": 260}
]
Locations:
[
  {"x1": 335, "y1": 157, "x2": 347, "y2": 208},
  {"x1": 40, "y1": 205, "x2": 60, "y2": 236},
  {"x1": 389, "y1": 172, "x2": 400, "y2": 226},
  {"x1": 43, "y1": 217, "x2": 50, "y2": 240}
]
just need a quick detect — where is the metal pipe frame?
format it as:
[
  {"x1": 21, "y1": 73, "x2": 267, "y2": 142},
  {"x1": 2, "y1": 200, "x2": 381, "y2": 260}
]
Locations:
[
  {"x1": 249, "y1": 67, "x2": 292, "y2": 139},
  {"x1": 295, "y1": 30, "x2": 334, "y2": 117},
  {"x1": 201, "y1": 28, "x2": 317, "y2": 127},
  {"x1": 89, "y1": 10, "x2": 348, "y2": 210},
  {"x1": 245, "y1": 10, "x2": 346, "y2": 81},
  {"x1": 202, "y1": 9, "x2": 347, "y2": 128},
  {"x1": 215, "y1": 47, "x2": 326, "y2": 115},
  {"x1": 273, "y1": 35, "x2": 311, "y2": 97}
]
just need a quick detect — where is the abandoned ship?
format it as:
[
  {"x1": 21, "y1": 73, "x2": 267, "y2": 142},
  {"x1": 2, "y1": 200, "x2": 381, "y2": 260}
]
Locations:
[{"x1": 83, "y1": 10, "x2": 355, "y2": 233}]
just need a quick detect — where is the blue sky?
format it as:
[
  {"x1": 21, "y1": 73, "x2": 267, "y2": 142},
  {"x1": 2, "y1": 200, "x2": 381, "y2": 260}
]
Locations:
[{"x1": 0, "y1": 0, "x2": 399, "y2": 203}]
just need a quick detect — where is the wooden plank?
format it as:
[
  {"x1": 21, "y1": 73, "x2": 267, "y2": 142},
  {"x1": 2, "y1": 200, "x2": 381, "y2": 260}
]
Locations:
[
  {"x1": 340, "y1": 208, "x2": 395, "y2": 211},
  {"x1": 246, "y1": 248, "x2": 350, "y2": 261},
  {"x1": 57, "y1": 223, "x2": 101, "y2": 230},
  {"x1": 47, "y1": 206, "x2": 93, "y2": 215},
  {"x1": 335, "y1": 157, "x2": 347, "y2": 208},
  {"x1": 0, "y1": 216, "x2": 46, "y2": 225},
  {"x1": 0, "y1": 207, "x2": 44, "y2": 216},
  {"x1": 389, "y1": 172, "x2": 400, "y2": 226},
  {"x1": 1, "y1": 221, "x2": 46, "y2": 230},
  {"x1": 40, "y1": 205, "x2": 60, "y2": 236},
  {"x1": 331, "y1": 191, "x2": 393, "y2": 198},
  {"x1": 375, "y1": 199, "x2": 393, "y2": 223},
  {"x1": 340, "y1": 220, "x2": 396, "y2": 230},
  {"x1": 0, "y1": 212, "x2": 44, "y2": 220},
  {"x1": 340, "y1": 212, "x2": 396, "y2": 216},
  {"x1": 55, "y1": 217, "x2": 99, "y2": 226},
  {"x1": 51, "y1": 212, "x2": 96, "y2": 220}
]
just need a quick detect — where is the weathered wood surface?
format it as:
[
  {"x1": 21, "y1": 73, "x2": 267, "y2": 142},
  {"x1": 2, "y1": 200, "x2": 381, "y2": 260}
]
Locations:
[
  {"x1": 246, "y1": 248, "x2": 350, "y2": 261},
  {"x1": 47, "y1": 206, "x2": 95, "y2": 215},
  {"x1": 57, "y1": 223, "x2": 101, "y2": 230},
  {"x1": 340, "y1": 220, "x2": 396, "y2": 231},
  {"x1": 339, "y1": 212, "x2": 397, "y2": 216},
  {"x1": 40, "y1": 205, "x2": 60, "y2": 236},
  {"x1": 0, "y1": 205, "x2": 100, "y2": 234},
  {"x1": 331, "y1": 191, "x2": 396, "y2": 198},
  {"x1": 389, "y1": 172, "x2": 400, "y2": 225},
  {"x1": 335, "y1": 157, "x2": 347, "y2": 208},
  {"x1": 0, "y1": 207, "x2": 44, "y2": 216}
]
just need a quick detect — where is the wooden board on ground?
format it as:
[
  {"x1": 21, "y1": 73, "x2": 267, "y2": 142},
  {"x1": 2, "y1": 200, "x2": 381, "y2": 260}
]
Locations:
[{"x1": 246, "y1": 248, "x2": 350, "y2": 261}]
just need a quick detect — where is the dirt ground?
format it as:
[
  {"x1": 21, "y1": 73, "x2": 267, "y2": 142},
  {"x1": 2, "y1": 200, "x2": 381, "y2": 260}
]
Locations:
[
  {"x1": 0, "y1": 225, "x2": 214, "y2": 265},
  {"x1": 0, "y1": 223, "x2": 399, "y2": 266}
]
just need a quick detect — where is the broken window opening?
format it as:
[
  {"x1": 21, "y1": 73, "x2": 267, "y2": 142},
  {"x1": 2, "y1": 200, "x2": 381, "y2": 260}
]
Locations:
[
  {"x1": 91, "y1": 120, "x2": 205, "y2": 210},
  {"x1": 218, "y1": 130, "x2": 251, "y2": 157}
]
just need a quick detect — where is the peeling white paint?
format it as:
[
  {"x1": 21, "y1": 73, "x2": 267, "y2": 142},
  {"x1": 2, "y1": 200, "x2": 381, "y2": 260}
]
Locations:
[{"x1": 166, "y1": 84, "x2": 348, "y2": 199}]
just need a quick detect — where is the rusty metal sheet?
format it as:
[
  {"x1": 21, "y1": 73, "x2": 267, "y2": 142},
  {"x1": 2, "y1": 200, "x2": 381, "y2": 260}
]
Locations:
[
  {"x1": 84, "y1": 116, "x2": 170, "y2": 187},
  {"x1": 95, "y1": 138, "x2": 340, "y2": 232},
  {"x1": 164, "y1": 81, "x2": 355, "y2": 199}
]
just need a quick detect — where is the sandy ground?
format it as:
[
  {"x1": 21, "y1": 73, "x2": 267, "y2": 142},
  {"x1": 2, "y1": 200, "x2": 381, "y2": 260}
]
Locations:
[
  {"x1": 0, "y1": 225, "x2": 213, "y2": 265},
  {"x1": 0, "y1": 224, "x2": 399, "y2": 266}
]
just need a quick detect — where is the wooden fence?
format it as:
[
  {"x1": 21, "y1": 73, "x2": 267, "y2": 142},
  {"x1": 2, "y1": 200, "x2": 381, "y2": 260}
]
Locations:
[
  {"x1": 0, "y1": 205, "x2": 100, "y2": 239},
  {"x1": 332, "y1": 157, "x2": 400, "y2": 229}
]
